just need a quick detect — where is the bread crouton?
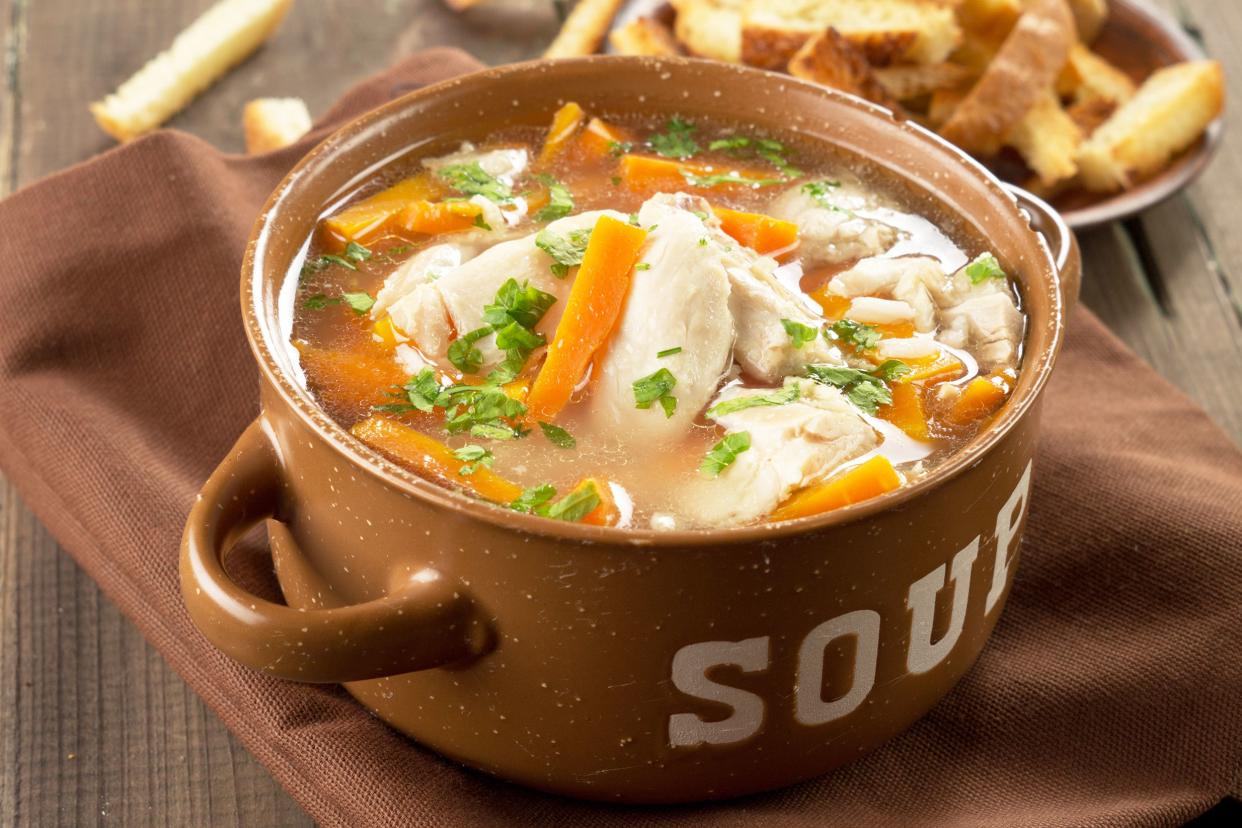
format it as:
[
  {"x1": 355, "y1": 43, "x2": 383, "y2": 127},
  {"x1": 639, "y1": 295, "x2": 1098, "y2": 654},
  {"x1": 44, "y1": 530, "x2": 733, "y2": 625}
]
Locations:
[
  {"x1": 1067, "y1": 0, "x2": 1108, "y2": 43},
  {"x1": 243, "y1": 97, "x2": 312, "y2": 154},
  {"x1": 1057, "y1": 43, "x2": 1137, "y2": 104},
  {"x1": 610, "y1": 16, "x2": 684, "y2": 56},
  {"x1": 787, "y1": 28, "x2": 903, "y2": 112},
  {"x1": 1005, "y1": 90, "x2": 1083, "y2": 188}
]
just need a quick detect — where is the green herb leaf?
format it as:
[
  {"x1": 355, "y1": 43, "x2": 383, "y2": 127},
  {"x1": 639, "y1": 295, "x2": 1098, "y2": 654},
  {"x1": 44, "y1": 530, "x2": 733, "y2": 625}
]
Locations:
[
  {"x1": 452, "y1": 444, "x2": 494, "y2": 475},
  {"x1": 873, "y1": 359, "x2": 911, "y2": 382},
  {"x1": 805, "y1": 365, "x2": 896, "y2": 414},
  {"x1": 802, "y1": 179, "x2": 853, "y2": 214},
  {"x1": 649, "y1": 117, "x2": 699, "y2": 159},
  {"x1": 635, "y1": 262, "x2": 652, "y2": 271},
  {"x1": 342, "y1": 291, "x2": 375, "y2": 315},
  {"x1": 492, "y1": 320, "x2": 546, "y2": 353},
  {"x1": 546, "y1": 481, "x2": 602, "y2": 522},
  {"x1": 343, "y1": 241, "x2": 372, "y2": 264},
  {"x1": 447, "y1": 326, "x2": 493, "y2": 374},
  {"x1": 607, "y1": 141, "x2": 634, "y2": 157},
  {"x1": 535, "y1": 227, "x2": 592, "y2": 278},
  {"x1": 781, "y1": 318, "x2": 819, "y2": 349},
  {"x1": 469, "y1": 422, "x2": 523, "y2": 441},
  {"x1": 303, "y1": 293, "x2": 340, "y2": 310},
  {"x1": 706, "y1": 384, "x2": 801, "y2": 419},
  {"x1": 538, "y1": 421, "x2": 576, "y2": 448},
  {"x1": 709, "y1": 135, "x2": 802, "y2": 177},
  {"x1": 473, "y1": 213, "x2": 492, "y2": 230},
  {"x1": 700, "y1": 431, "x2": 751, "y2": 478},
  {"x1": 534, "y1": 175, "x2": 574, "y2": 222},
  {"x1": 632, "y1": 368, "x2": 678, "y2": 417},
  {"x1": 510, "y1": 483, "x2": 557, "y2": 514},
  {"x1": 436, "y1": 161, "x2": 513, "y2": 203},
  {"x1": 683, "y1": 171, "x2": 785, "y2": 188},
  {"x1": 405, "y1": 369, "x2": 442, "y2": 412},
  {"x1": 483, "y1": 278, "x2": 557, "y2": 330},
  {"x1": 656, "y1": 346, "x2": 682, "y2": 358},
  {"x1": 965, "y1": 252, "x2": 1006, "y2": 284},
  {"x1": 300, "y1": 253, "x2": 356, "y2": 279},
  {"x1": 830, "y1": 318, "x2": 881, "y2": 351}
]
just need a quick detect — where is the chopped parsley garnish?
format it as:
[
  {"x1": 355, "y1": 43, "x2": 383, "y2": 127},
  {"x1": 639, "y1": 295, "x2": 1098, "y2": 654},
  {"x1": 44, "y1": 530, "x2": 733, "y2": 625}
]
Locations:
[
  {"x1": 804, "y1": 362, "x2": 909, "y2": 415},
  {"x1": 830, "y1": 318, "x2": 881, "y2": 351},
  {"x1": 801, "y1": 180, "x2": 853, "y2": 215},
  {"x1": 510, "y1": 483, "x2": 557, "y2": 514},
  {"x1": 781, "y1": 318, "x2": 819, "y2": 349},
  {"x1": 610, "y1": 175, "x2": 622, "y2": 186},
  {"x1": 473, "y1": 213, "x2": 492, "y2": 230},
  {"x1": 656, "y1": 346, "x2": 682, "y2": 358},
  {"x1": 386, "y1": 244, "x2": 413, "y2": 256},
  {"x1": 607, "y1": 140, "x2": 634, "y2": 157},
  {"x1": 648, "y1": 117, "x2": 699, "y2": 159},
  {"x1": 452, "y1": 444, "x2": 493, "y2": 475},
  {"x1": 535, "y1": 227, "x2": 592, "y2": 277},
  {"x1": 708, "y1": 135, "x2": 802, "y2": 177},
  {"x1": 635, "y1": 262, "x2": 652, "y2": 271},
  {"x1": 342, "y1": 291, "x2": 375, "y2": 315},
  {"x1": 469, "y1": 421, "x2": 525, "y2": 441},
  {"x1": 698, "y1": 237, "x2": 708, "y2": 246},
  {"x1": 303, "y1": 293, "x2": 340, "y2": 310},
  {"x1": 706, "y1": 384, "x2": 801, "y2": 419},
  {"x1": 700, "y1": 431, "x2": 751, "y2": 478},
  {"x1": 545, "y1": 481, "x2": 602, "y2": 522},
  {"x1": 538, "y1": 421, "x2": 576, "y2": 448},
  {"x1": 483, "y1": 278, "x2": 558, "y2": 330},
  {"x1": 343, "y1": 241, "x2": 372, "y2": 264},
  {"x1": 683, "y1": 171, "x2": 784, "y2": 188},
  {"x1": 375, "y1": 368, "x2": 440, "y2": 413},
  {"x1": 300, "y1": 253, "x2": 356, "y2": 278},
  {"x1": 632, "y1": 368, "x2": 678, "y2": 417},
  {"x1": 534, "y1": 176, "x2": 575, "y2": 222},
  {"x1": 447, "y1": 326, "x2": 493, "y2": 374},
  {"x1": 965, "y1": 252, "x2": 1007, "y2": 284},
  {"x1": 873, "y1": 359, "x2": 912, "y2": 382},
  {"x1": 436, "y1": 162, "x2": 512, "y2": 203},
  {"x1": 376, "y1": 369, "x2": 531, "y2": 441}
]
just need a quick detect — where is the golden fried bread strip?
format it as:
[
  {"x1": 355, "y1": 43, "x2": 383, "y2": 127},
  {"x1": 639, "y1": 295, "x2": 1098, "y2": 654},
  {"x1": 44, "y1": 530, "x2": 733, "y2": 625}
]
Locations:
[
  {"x1": 544, "y1": 0, "x2": 628, "y2": 58},
  {"x1": 1078, "y1": 60, "x2": 1225, "y2": 192},
  {"x1": 243, "y1": 97, "x2": 312, "y2": 154},
  {"x1": 873, "y1": 62, "x2": 973, "y2": 101},
  {"x1": 1067, "y1": 0, "x2": 1108, "y2": 43},
  {"x1": 609, "y1": 16, "x2": 684, "y2": 56},
  {"x1": 90, "y1": 0, "x2": 293, "y2": 142},
  {"x1": 788, "y1": 29, "x2": 904, "y2": 113},
  {"x1": 1005, "y1": 90, "x2": 1083, "y2": 188},
  {"x1": 1057, "y1": 43, "x2": 1136, "y2": 105},
  {"x1": 939, "y1": 0, "x2": 1075, "y2": 156}
]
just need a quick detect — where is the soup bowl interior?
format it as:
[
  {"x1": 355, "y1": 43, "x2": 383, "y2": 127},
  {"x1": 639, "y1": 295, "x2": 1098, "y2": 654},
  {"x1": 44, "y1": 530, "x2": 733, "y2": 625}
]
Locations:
[{"x1": 186, "y1": 55, "x2": 1078, "y2": 803}]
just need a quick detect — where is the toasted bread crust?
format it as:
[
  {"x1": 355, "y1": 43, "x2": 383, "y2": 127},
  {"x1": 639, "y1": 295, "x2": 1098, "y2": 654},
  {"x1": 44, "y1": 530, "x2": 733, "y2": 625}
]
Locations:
[
  {"x1": 787, "y1": 28, "x2": 904, "y2": 112},
  {"x1": 874, "y1": 62, "x2": 973, "y2": 101},
  {"x1": 243, "y1": 97, "x2": 312, "y2": 154},
  {"x1": 939, "y1": 0, "x2": 1075, "y2": 156},
  {"x1": 544, "y1": 0, "x2": 628, "y2": 58}
]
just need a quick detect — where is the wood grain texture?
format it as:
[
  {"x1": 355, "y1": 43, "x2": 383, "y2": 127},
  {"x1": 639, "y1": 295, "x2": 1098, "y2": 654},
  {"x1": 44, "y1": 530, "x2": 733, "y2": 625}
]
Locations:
[{"x1": 0, "y1": 0, "x2": 1237, "y2": 825}]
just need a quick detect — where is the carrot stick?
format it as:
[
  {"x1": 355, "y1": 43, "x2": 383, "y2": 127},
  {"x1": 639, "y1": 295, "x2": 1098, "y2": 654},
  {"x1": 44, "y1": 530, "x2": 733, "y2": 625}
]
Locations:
[
  {"x1": 578, "y1": 117, "x2": 636, "y2": 158},
  {"x1": 539, "y1": 102, "x2": 586, "y2": 164},
  {"x1": 321, "y1": 173, "x2": 445, "y2": 245},
  {"x1": 713, "y1": 206, "x2": 798, "y2": 254},
  {"x1": 808, "y1": 287, "x2": 851, "y2": 319},
  {"x1": 900, "y1": 351, "x2": 966, "y2": 385},
  {"x1": 947, "y1": 376, "x2": 1008, "y2": 424},
  {"x1": 619, "y1": 154, "x2": 780, "y2": 193},
  {"x1": 526, "y1": 215, "x2": 648, "y2": 420},
  {"x1": 873, "y1": 321, "x2": 916, "y2": 339},
  {"x1": 351, "y1": 416, "x2": 525, "y2": 504},
  {"x1": 295, "y1": 343, "x2": 409, "y2": 418},
  {"x1": 878, "y1": 382, "x2": 929, "y2": 441},
  {"x1": 771, "y1": 455, "x2": 902, "y2": 521},
  {"x1": 393, "y1": 200, "x2": 483, "y2": 236}
]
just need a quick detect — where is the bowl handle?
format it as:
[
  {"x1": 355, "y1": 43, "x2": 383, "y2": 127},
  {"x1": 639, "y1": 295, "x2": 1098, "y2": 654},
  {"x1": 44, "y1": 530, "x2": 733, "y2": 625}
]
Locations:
[
  {"x1": 1004, "y1": 184, "x2": 1082, "y2": 313},
  {"x1": 180, "y1": 417, "x2": 493, "y2": 682}
]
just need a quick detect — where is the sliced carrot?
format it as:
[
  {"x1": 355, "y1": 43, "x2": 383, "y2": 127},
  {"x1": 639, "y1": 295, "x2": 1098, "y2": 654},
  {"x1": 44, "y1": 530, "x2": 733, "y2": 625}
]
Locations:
[
  {"x1": 900, "y1": 351, "x2": 966, "y2": 385},
  {"x1": 808, "y1": 287, "x2": 852, "y2": 319},
  {"x1": 873, "y1": 321, "x2": 916, "y2": 339},
  {"x1": 539, "y1": 102, "x2": 586, "y2": 164},
  {"x1": 947, "y1": 376, "x2": 1008, "y2": 425},
  {"x1": 526, "y1": 215, "x2": 648, "y2": 420},
  {"x1": 619, "y1": 154, "x2": 780, "y2": 194},
  {"x1": 577, "y1": 478, "x2": 620, "y2": 527},
  {"x1": 878, "y1": 382, "x2": 929, "y2": 441},
  {"x1": 372, "y1": 316, "x2": 400, "y2": 347},
  {"x1": 713, "y1": 206, "x2": 799, "y2": 254},
  {"x1": 524, "y1": 185, "x2": 551, "y2": 215},
  {"x1": 502, "y1": 377, "x2": 531, "y2": 403},
  {"x1": 321, "y1": 173, "x2": 445, "y2": 245},
  {"x1": 578, "y1": 117, "x2": 637, "y2": 159},
  {"x1": 351, "y1": 416, "x2": 524, "y2": 504},
  {"x1": 296, "y1": 343, "x2": 409, "y2": 418},
  {"x1": 771, "y1": 455, "x2": 902, "y2": 522},
  {"x1": 393, "y1": 200, "x2": 483, "y2": 236}
]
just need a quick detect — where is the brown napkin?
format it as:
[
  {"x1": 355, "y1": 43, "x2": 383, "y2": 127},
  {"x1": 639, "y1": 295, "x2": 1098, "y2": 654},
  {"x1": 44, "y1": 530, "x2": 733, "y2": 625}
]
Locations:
[{"x1": 0, "y1": 49, "x2": 1238, "y2": 827}]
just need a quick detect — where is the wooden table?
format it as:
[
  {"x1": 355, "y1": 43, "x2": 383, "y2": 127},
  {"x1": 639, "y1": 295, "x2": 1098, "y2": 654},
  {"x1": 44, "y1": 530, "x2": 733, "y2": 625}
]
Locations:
[{"x1": 0, "y1": 1, "x2": 1238, "y2": 824}]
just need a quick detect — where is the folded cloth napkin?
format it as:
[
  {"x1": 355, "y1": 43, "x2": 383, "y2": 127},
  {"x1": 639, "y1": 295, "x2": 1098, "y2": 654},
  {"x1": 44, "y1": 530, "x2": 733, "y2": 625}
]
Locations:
[{"x1": 0, "y1": 49, "x2": 1238, "y2": 828}]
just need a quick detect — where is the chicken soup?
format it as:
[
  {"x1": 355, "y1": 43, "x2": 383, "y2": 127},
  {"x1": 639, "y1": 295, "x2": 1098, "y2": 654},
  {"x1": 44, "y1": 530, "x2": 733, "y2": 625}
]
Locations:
[{"x1": 290, "y1": 103, "x2": 1025, "y2": 529}]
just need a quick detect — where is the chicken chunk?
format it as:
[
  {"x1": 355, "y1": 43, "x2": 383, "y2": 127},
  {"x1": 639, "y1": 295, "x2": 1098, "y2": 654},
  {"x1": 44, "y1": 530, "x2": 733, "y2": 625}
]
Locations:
[
  {"x1": 939, "y1": 292, "x2": 1024, "y2": 371},
  {"x1": 384, "y1": 210, "x2": 620, "y2": 373},
  {"x1": 585, "y1": 201, "x2": 733, "y2": 444},
  {"x1": 827, "y1": 256, "x2": 941, "y2": 332},
  {"x1": 768, "y1": 180, "x2": 899, "y2": 267},
  {"x1": 677, "y1": 378, "x2": 878, "y2": 526}
]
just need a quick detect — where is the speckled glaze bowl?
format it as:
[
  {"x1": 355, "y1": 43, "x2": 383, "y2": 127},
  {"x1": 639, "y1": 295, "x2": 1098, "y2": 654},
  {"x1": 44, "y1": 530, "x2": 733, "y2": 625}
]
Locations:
[{"x1": 180, "y1": 57, "x2": 1080, "y2": 804}]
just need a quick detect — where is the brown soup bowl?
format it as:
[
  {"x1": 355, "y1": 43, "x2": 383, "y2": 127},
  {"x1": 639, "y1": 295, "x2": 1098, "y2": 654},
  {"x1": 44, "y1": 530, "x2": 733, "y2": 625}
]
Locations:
[{"x1": 181, "y1": 56, "x2": 1080, "y2": 804}]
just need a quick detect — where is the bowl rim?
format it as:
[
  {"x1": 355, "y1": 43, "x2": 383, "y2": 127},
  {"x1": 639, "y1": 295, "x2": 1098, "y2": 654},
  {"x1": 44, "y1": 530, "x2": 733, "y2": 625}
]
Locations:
[{"x1": 243, "y1": 55, "x2": 1071, "y2": 547}]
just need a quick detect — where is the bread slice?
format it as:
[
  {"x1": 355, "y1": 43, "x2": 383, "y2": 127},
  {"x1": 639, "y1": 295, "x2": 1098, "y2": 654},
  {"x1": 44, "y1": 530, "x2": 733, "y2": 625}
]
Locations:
[
  {"x1": 736, "y1": 0, "x2": 963, "y2": 69},
  {"x1": 1065, "y1": 95, "x2": 1117, "y2": 136},
  {"x1": 956, "y1": 0, "x2": 1022, "y2": 44},
  {"x1": 874, "y1": 62, "x2": 973, "y2": 101},
  {"x1": 1057, "y1": 43, "x2": 1136, "y2": 104},
  {"x1": 1004, "y1": 90, "x2": 1082, "y2": 188},
  {"x1": 610, "y1": 16, "x2": 683, "y2": 56},
  {"x1": 242, "y1": 97, "x2": 312, "y2": 154},
  {"x1": 90, "y1": 0, "x2": 292, "y2": 142},
  {"x1": 1067, "y1": 0, "x2": 1108, "y2": 43},
  {"x1": 787, "y1": 28, "x2": 903, "y2": 111},
  {"x1": 671, "y1": 0, "x2": 745, "y2": 62},
  {"x1": 1077, "y1": 60, "x2": 1225, "y2": 192},
  {"x1": 544, "y1": 0, "x2": 628, "y2": 58},
  {"x1": 939, "y1": 0, "x2": 1075, "y2": 156}
]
